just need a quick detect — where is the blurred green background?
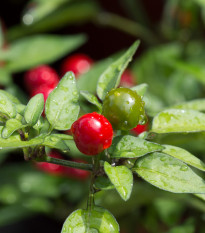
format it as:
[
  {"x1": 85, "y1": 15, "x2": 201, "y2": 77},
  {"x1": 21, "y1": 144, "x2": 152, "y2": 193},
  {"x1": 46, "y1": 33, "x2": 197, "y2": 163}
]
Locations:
[{"x1": 1, "y1": 0, "x2": 205, "y2": 232}]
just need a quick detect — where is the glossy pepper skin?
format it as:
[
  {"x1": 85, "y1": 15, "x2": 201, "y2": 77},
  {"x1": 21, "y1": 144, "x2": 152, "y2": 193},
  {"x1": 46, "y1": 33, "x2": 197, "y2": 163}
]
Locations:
[
  {"x1": 71, "y1": 112, "x2": 113, "y2": 155},
  {"x1": 30, "y1": 84, "x2": 55, "y2": 102},
  {"x1": 131, "y1": 123, "x2": 148, "y2": 135},
  {"x1": 102, "y1": 87, "x2": 145, "y2": 131},
  {"x1": 61, "y1": 54, "x2": 93, "y2": 77},
  {"x1": 24, "y1": 65, "x2": 59, "y2": 91}
]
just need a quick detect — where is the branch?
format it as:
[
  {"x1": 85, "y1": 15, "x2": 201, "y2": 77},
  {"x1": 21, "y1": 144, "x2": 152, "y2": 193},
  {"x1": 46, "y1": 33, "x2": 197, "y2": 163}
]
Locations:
[{"x1": 36, "y1": 155, "x2": 93, "y2": 172}]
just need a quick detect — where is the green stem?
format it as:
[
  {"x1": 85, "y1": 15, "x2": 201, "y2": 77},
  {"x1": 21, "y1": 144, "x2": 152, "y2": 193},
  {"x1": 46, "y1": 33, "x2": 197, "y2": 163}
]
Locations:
[
  {"x1": 95, "y1": 12, "x2": 159, "y2": 45},
  {"x1": 36, "y1": 155, "x2": 93, "y2": 171},
  {"x1": 86, "y1": 155, "x2": 100, "y2": 232},
  {"x1": 0, "y1": 112, "x2": 9, "y2": 122},
  {"x1": 47, "y1": 123, "x2": 54, "y2": 135},
  {"x1": 87, "y1": 156, "x2": 99, "y2": 209}
]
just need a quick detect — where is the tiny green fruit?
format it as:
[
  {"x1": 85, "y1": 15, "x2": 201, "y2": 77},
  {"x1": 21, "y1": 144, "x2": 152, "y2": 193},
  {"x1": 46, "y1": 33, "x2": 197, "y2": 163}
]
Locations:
[{"x1": 102, "y1": 87, "x2": 146, "y2": 130}]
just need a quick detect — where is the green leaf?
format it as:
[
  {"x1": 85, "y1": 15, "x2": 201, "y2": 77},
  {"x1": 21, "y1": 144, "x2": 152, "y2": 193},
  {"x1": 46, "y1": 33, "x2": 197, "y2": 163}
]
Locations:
[
  {"x1": 109, "y1": 135, "x2": 164, "y2": 158},
  {"x1": 143, "y1": 92, "x2": 165, "y2": 117},
  {"x1": 154, "y1": 198, "x2": 185, "y2": 226},
  {"x1": 45, "y1": 72, "x2": 80, "y2": 130},
  {"x1": 43, "y1": 134, "x2": 72, "y2": 151},
  {"x1": 23, "y1": 197, "x2": 52, "y2": 214},
  {"x1": 2, "y1": 119, "x2": 27, "y2": 139},
  {"x1": 131, "y1": 83, "x2": 148, "y2": 97},
  {"x1": 5, "y1": 84, "x2": 28, "y2": 104},
  {"x1": 163, "y1": 145, "x2": 205, "y2": 172},
  {"x1": 0, "y1": 91, "x2": 16, "y2": 118},
  {"x1": 167, "y1": 220, "x2": 195, "y2": 233},
  {"x1": 171, "y1": 99, "x2": 205, "y2": 111},
  {"x1": 18, "y1": 171, "x2": 61, "y2": 198},
  {"x1": 61, "y1": 206, "x2": 119, "y2": 233},
  {"x1": 16, "y1": 104, "x2": 26, "y2": 115},
  {"x1": 194, "y1": 194, "x2": 205, "y2": 201},
  {"x1": 8, "y1": 1, "x2": 98, "y2": 40},
  {"x1": 0, "y1": 90, "x2": 21, "y2": 104},
  {"x1": 0, "y1": 69, "x2": 12, "y2": 86},
  {"x1": 97, "y1": 40, "x2": 140, "y2": 100},
  {"x1": 167, "y1": 59, "x2": 205, "y2": 85},
  {"x1": 104, "y1": 161, "x2": 133, "y2": 201},
  {"x1": 152, "y1": 109, "x2": 205, "y2": 133},
  {"x1": 23, "y1": 0, "x2": 69, "y2": 24},
  {"x1": 24, "y1": 94, "x2": 44, "y2": 126},
  {"x1": 33, "y1": 117, "x2": 50, "y2": 135},
  {"x1": 133, "y1": 152, "x2": 205, "y2": 193},
  {"x1": 194, "y1": 0, "x2": 205, "y2": 7},
  {"x1": 4, "y1": 34, "x2": 86, "y2": 72},
  {"x1": 77, "y1": 56, "x2": 118, "y2": 94},
  {"x1": 0, "y1": 132, "x2": 43, "y2": 149},
  {"x1": 80, "y1": 90, "x2": 102, "y2": 111},
  {"x1": 94, "y1": 176, "x2": 115, "y2": 190}
]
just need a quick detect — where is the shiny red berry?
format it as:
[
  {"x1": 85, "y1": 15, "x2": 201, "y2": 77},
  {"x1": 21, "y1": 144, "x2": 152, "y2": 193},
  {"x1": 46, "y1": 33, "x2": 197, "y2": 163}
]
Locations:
[
  {"x1": 61, "y1": 54, "x2": 93, "y2": 77},
  {"x1": 30, "y1": 84, "x2": 55, "y2": 102},
  {"x1": 71, "y1": 112, "x2": 113, "y2": 155},
  {"x1": 24, "y1": 65, "x2": 59, "y2": 91},
  {"x1": 131, "y1": 123, "x2": 148, "y2": 135},
  {"x1": 120, "y1": 70, "x2": 136, "y2": 88}
]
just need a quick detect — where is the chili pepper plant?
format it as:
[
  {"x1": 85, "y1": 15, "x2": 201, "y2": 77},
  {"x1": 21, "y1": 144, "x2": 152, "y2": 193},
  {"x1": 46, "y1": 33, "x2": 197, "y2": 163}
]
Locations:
[{"x1": 0, "y1": 40, "x2": 205, "y2": 232}]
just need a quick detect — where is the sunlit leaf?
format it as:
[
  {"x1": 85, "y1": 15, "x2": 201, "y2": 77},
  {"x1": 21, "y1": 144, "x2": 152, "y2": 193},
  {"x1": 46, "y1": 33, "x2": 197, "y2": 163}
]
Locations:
[
  {"x1": 152, "y1": 109, "x2": 205, "y2": 133},
  {"x1": 0, "y1": 132, "x2": 43, "y2": 149},
  {"x1": 0, "y1": 89, "x2": 21, "y2": 104},
  {"x1": 24, "y1": 94, "x2": 44, "y2": 126},
  {"x1": 94, "y1": 176, "x2": 115, "y2": 190},
  {"x1": 104, "y1": 162, "x2": 133, "y2": 201},
  {"x1": 4, "y1": 35, "x2": 86, "y2": 72},
  {"x1": 0, "y1": 69, "x2": 12, "y2": 86},
  {"x1": 163, "y1": 144, "x2": 205, "y2": 172},
  {"x1": 171, "y1": 99, "x2": 205, "y2": 112},
  {"x1": 8, "y1": 1, "x2": 98, "y2": 40},
  {"x1": 133, "y1": 152, "x2": 205, "y2": 193},
  {"x1": 109, "y1": 135, "x2": 164, "y2": 158},
  {"x1": 43, "y1": 134, "x2": 71, "y2": 151},
  {"x1": 61, "y1": 206, "x2": 119, "y2": 233},
  {"x1": 0, "y1": 91, "x2": 16, "y2": 118},
  {"x1": 77, "y1": 55, "x2": 118, "y2": 93},
  {"x1": 80, "y1": 90, "x2": 102, "y2": 111},
  {"x1": 97, "y1": 40, "x2": 140, "y2": 100},
  {"x1": 2, "y1": 119, "x2": 27, "y2": 139},
  {"x1": 45, "y1": 72, "x2": 80, "y2": 130},
  {"x1": 131, "y1": 83, "x2": 148, "y2": 97}
]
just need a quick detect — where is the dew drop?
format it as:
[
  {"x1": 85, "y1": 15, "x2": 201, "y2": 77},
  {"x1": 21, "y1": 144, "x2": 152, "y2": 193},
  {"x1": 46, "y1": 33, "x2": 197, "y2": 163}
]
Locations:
[
  {"x1": 180, "y1": 165, "x2": 188, "y2": 171},
  {"x1": 0, "y1": 100, "x2": 6, "y2": 105},
  {"x1": 124, "y1": 121, "x2": 128, "y2": 126},
  {"x1": 22, "y1": 13, "x2": 33, "y2": 25},
  {"x1": 72, "y1": 91, "x2": 78, "y2": 96},
  {"x1": 50, "y1": 136, "x2": 58, "y2": 142},
  {"x1": 160, "y1": 157, "x2": 166, "y2": 162},
  {"x1": 139, "y1": 114, "x2": 148, "y2": 125}
]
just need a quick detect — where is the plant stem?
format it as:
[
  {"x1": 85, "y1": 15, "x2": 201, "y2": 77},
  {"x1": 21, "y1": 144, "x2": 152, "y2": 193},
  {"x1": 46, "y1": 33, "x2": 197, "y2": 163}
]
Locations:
[
  {"x1": 95, "y1": 12, "x2": 159, "y2": 45},
  {"x1": 36, "y1": 155, "x2": 93, "y2": 171},
  {"x1": 86, "y1": 155, "x2": 99, "y2": 232}
]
